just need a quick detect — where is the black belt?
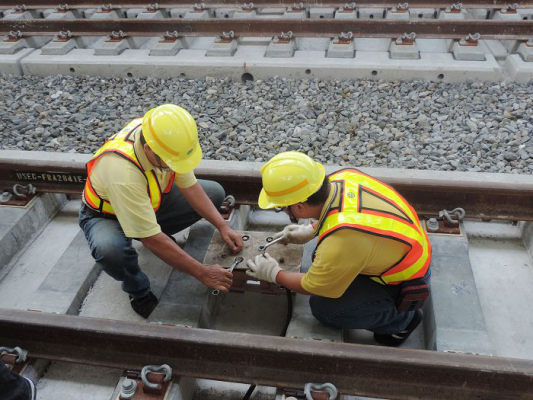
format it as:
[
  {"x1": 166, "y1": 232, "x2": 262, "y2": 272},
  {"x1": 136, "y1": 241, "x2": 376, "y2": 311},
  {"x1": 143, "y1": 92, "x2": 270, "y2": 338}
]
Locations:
[{"x1": 81, "y1": 203, "x2": 118, "y2": 221}]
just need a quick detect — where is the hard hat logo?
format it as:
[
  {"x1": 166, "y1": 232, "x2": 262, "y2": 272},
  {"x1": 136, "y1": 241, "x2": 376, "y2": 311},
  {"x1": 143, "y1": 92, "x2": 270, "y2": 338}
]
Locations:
[
  {"x1": 258, "y1": 151, "x2": 325, "y2": 209},
  {"x1": 142, "y1": 104, "x2": 202, "y2": 173}
]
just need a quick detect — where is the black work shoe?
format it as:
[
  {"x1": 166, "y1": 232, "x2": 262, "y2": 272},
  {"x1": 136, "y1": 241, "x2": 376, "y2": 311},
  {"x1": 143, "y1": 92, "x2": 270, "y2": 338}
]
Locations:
[
  {"x1": 130, "y1": 291, "x2": 159, "y2": 319},
  {"x1": 374, "y1": 309, "x2": 423, "y2": 347}
]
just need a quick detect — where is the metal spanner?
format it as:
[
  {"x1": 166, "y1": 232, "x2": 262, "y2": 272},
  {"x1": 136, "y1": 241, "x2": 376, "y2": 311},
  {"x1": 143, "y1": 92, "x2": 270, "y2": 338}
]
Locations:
[
  {"x1": 212, "y1": 256, "x2": 244, "y2": 296},
  {"x1": 258, "y1": 235, "x2": 284, "y2": 255}
]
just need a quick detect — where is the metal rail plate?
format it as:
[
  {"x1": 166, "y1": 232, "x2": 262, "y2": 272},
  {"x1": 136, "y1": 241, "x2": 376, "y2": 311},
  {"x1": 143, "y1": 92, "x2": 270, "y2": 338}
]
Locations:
[
  {"x1": 0, "y1": 309, "x2": 532, "y2": 400},
  {"x1": 1, "y1": 19, "x2": 533, "y2": 40}
]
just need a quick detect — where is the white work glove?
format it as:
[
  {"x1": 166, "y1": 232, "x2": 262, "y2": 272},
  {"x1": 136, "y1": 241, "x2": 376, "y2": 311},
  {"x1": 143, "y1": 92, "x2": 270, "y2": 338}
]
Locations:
[
  {"x1": 246, "y1": 254, "x2": 282, "y2": 283},
  {"x1": 273, "y1": 224, "x2": 315, "y2": 245}
]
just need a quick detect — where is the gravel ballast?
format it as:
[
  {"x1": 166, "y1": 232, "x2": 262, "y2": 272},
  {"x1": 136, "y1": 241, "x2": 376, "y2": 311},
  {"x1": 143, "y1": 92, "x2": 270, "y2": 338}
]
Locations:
[{"x1": 0, "y1": 74, "x2": 531, "y2": 174}]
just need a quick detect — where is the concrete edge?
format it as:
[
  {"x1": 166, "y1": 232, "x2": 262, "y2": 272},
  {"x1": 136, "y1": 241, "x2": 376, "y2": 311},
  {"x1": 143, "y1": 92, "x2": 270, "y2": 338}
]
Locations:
[{"x1": 0, "y1": 192, "x2": 66, "y2": 279}]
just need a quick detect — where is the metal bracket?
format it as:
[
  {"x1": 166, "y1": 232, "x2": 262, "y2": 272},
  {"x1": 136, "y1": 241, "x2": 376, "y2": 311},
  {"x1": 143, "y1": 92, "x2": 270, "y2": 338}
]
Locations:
[
  {"x1": 438, "y1": 208, "x2": 465, "y2": 225},
  {"x1": 288, "y1": 2, "x2": 305, "y2": 12},
  {"x1": 54, "y1": 30, "x2": 73, "y2": 42},
  {"x1": 304, "y1": 382, "x2": 338, "y2": 400},
  {"x1": 120, "y1": 377, "x2": 138, "y2": 399},
  {"x1": 141, "y1": 364, "x2": 172, "y2": 390},
  {"x1": 13, "y1": 183, "x2": 36, "y2": 198},
  {"x1": 161, "y1": 30, "x2": 180, "y2": 43},
  {"x1": 395, "y1": 32, "x2": 416, "y2": 45},
  {"x1": 0, "y1": 346, "x2": 28, "y2": 364},
  {"x1": 392, "y1": 2, "x2": 409, "y2": 13},
  {"x1": 98, "y1": 3, "x2": 114, "y2": 12},
  {"x1": 193, "y1": 2, "x2": 206, "y2": 11},
  {"x1": 446, "y1": 2, "x2": 463, "y2": 13},
  {"x1": 218, "y1": 30, "x2": 235, "y2": 43},
  {"x1": 107, "y1": 30, "x2": 126, "y2": 42},
  {"x1": 501, "y1": 3, "x2": 518, "y2": 13},
  {"x1": 459, "y1": 33, "x2": 481, "y2": 46},
  {"x1": 278, "y1": 31, "x2": 294, "y2": 43},
  {"x1": 341, "y1": 2, "x2": 356, "y2": 12},
  {"x1": 57, "y1": 3, "x2": 70, "y2": 12},
  {"x1": 242, "y1": 2, "x2": 254, "y2": 11},
  {"x1": 14, "y1": 4, "x2": 27, "y2": 13},
  {"x1": 0, "y1": 346, "x2": 30, "y2": 375},
  {"x1": 0, "y1": 192, "x2": 13, "y2": 204},
  {"x1": 147, "y1": 3, "x2": 159, "y2": 12},
  {"x1": 219, "y1": 195, "x2": 236, "y2": 220},
  {"x1": 425, "y1": 208, "x2": 465, "y2": 234},
  {"x1": 5, "y1": 30, "x2": 23, "y2": 42},
  {"x1": 118, "y1": 366, "x2": 173, "y2": 399},
  {"x1": 338, "y1": 31, "x2": 354, "y2": 44}
]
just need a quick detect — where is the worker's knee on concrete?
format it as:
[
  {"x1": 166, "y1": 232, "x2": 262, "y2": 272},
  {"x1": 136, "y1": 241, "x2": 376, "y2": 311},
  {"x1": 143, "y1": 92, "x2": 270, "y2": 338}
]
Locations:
[
  {"x1": 92, "y1": 241, "x2": 128, "y2": 279},
  {"x1": 309, "y1": 296, "x2": 335, "y2": 325},
  {"x1": 200, "y1": 180, "x2": 225, "y2": 208}
]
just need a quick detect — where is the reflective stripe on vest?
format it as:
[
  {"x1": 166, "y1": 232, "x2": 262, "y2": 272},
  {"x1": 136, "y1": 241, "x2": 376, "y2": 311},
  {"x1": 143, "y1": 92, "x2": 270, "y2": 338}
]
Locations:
[
  {"x1": 316, "y1": 168, "x2": 431, "y2": 285},
  {"x1": 83, "y1": 118, "x2": 176, "y2": 215}
]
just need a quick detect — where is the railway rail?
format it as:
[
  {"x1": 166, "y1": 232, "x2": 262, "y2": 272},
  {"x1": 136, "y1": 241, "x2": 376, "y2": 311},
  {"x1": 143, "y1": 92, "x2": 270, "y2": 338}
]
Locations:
[
  {"x1": 1, "y1": 155, "x2": 533, "y2": 220},
  {"x1": 1, "y1": 0, "x2": 533, "y2": 10},
  {"x1": 2, "y1": 18, "x2": 533, "y2": 40},
  {"x1": 0, "y1": 308, "x2": 532, "y2": 399}
]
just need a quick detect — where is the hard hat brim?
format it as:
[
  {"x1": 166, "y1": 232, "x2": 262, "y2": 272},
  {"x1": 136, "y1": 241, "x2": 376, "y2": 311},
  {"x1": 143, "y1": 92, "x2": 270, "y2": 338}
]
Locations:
[
  {"x1": 258, "y1": 161, "x2": 326, "y2": 209},
  {"x1": 258, "y1": 189, "x2": 278, "y2": 209},
  {"x1": 165, "y1": 144, "x2": 203, "y2": 173}
]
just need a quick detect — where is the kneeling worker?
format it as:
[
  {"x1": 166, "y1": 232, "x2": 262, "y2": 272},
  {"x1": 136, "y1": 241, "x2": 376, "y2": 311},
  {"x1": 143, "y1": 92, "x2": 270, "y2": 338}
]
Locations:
[
  {"x1": 247, "y1": 151, "x2": 431, "y2": 346},
  {"x1": 79, "y1": 104, "x2": 243, "y2": 318}
]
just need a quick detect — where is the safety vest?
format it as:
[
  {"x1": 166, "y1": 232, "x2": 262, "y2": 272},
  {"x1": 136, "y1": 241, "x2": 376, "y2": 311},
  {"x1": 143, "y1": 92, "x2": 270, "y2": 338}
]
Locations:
[
  {"x1": 83, "y1": 118, "x2": 176, "y2": 215},
  {"x1": 315, "y1": 168, "x2": 431, "y2": 285}
]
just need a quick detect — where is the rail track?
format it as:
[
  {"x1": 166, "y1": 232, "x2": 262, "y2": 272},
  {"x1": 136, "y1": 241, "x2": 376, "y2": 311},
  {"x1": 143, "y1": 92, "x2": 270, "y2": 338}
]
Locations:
[
  {"x1": 1, "y1": 0, "x2": 533, "y2": 9},
  {"x1": 1, "y1": 153, "x2": 533, "y2": 220},
  {"x1": 2, "y1": 18, "x2": 533, "y2": 40},
  {"x1": 1, "y1": 150, "x2": 533, "y2": 399}
]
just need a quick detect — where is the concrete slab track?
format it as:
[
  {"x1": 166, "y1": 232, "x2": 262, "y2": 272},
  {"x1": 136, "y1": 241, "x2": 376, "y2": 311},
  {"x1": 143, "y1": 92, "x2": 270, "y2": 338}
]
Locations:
[{"x1": 0, "y1": 156, "x2": 532, "y2": 398}]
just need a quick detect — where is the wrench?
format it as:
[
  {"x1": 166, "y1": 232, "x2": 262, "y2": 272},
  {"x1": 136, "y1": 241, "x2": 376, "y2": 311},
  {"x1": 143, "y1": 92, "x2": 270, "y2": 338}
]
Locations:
[
  {"x1": 212, "y1": 256, "x2": 244, "y2": 296},
  {"x1": 258, "y1": 236, "x2": 284, "y2": 255}
]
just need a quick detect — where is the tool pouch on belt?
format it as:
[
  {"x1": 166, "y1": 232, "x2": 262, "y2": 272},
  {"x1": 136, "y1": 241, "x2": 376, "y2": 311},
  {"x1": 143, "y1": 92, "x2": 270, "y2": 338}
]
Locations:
[{"x1": 395, "y1": 279, "x2": 430, "y2": 312}]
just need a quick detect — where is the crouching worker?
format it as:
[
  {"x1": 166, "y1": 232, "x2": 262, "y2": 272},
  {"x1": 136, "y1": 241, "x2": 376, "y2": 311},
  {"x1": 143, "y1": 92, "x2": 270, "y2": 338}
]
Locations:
[
  {"x1": 246, "y1": 151, "x2": 431, "y2": 346},
  {"x1": 79, "y1": 104, "x2": 243, "y2": 318}
]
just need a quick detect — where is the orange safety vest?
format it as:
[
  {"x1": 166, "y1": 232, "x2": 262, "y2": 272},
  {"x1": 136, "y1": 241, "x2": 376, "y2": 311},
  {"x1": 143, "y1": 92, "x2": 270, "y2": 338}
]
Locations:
[
  {"x1": 83, "y1": 118, "x2": 176, "y2": 215},
  {"x1": 315, "y1": 168, "x2": 431, "y2": 285}
]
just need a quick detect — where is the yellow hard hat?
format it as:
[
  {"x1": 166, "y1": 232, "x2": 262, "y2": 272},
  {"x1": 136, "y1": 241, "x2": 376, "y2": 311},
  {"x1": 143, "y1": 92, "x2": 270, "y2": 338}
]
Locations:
[
  {"x1": 142, "y1": 104, "x2": 202, "y2": 173},
  {"x1": 258, "y1": 151, "x2": 326, "y2": 209}
]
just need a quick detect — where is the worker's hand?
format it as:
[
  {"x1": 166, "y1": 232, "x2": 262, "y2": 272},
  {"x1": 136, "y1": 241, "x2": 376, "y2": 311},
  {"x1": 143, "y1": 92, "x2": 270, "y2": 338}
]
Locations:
[
  {"x1": 273, "y1": 224, "x2": 315, "y2": 245},
  {"x1": 246, "y1": 254, "x2": 282, "y2": 284},
  {"x1": 219, "y1": 226, "x2": 244, "y2": 253},
  {"x1": 201, "y1": 264, "x2": 233, "y2": 293}
]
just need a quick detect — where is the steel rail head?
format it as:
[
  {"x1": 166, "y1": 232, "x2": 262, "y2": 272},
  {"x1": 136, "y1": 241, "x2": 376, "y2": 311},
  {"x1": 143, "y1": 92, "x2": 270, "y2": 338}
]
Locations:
[
  {"x1": 1, "y1": 1, "x2": 533, "y2": 10},
  {"x1": 0, "y1": 18, "x2": 532, "y2": 40},
  {"x1": 0, "y1": 154, "x2": 533, "y2": 220},
  {"x1": 0, "y1": 309, "x2": 532, "y2": 399}
]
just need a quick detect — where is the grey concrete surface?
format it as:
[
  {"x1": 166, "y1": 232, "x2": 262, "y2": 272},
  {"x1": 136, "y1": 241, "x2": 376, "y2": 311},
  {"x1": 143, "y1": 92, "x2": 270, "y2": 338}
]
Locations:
[
  {"x1": 24, "y1": 230, "x2": 99, "y2": 315},
  {"x1": 148, "y1": 220, "x2": 214, "y2": 327},
  {"x1": 0, "y1": 193, "x2": 66, "y2": 276},
  {"x1": 427, "y1": 227, "x2": 495, "y2": 355},
  {"x1": 0, "y1": 199, "x2": 79, "y2": 310},
  {"x1": 466, "y1": 220, "x2": 533, "y2": 360},
  {"x1": 36, "y1": 363, "x2": 121, "y2": 400}
]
